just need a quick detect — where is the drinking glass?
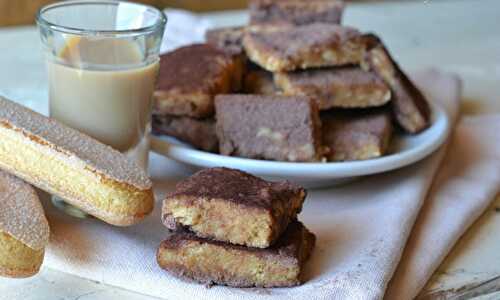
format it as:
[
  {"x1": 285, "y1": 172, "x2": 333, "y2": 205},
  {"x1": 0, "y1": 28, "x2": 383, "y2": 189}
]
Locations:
[{"x1": 36, "y1": 0, "x2": 166, "y2": 218}]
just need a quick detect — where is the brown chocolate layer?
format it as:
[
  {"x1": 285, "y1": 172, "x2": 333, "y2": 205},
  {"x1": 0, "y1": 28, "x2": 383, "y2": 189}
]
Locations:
[
  {"x1": 157, "y1": 44, "x2": 232, "y2": 92},
  {"x1": 152, "y1": 114, "x2": 218, "y2": 152},
  {"x1": 215, "y1": 94, "x2": 323, "y2": 162},
  {"x1": 167, "y1": 167, "x2": 304, "y2": 210},
  {"x1": 155, "y1": 44, "x2": 242, "y2": 118}
]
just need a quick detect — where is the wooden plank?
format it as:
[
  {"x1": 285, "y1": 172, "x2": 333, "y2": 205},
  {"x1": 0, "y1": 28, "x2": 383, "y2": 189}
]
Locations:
[{"x1": 0, "y1": 0, "x2": 248, "y2": 27}]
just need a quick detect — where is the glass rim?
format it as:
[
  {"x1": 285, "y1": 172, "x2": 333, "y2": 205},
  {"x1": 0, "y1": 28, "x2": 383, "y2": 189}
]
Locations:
[{"x1": 35, "y1": 0, "x2": 167, "y2": 36}]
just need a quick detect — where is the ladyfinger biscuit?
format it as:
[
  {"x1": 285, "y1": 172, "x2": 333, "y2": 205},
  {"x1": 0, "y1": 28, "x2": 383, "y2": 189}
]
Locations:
[
  {"x1": 162, "y1": 167, "x2": 306, "y2": 248},
  {"x1": 249, "y1": 0, "x2": 344, "y2": 26},
  {"x1": 362, "y1": 34, "x2": 431, "y2": 133},
  {"x1": 0, "y1": 170, "x2": 49, "y2": 278},
  {"x1": 155, "y1": 44, "x2": 243, "y2": 118},
  {"x1": 275, "y1": 66, "x2": 391, "y2": 110},
  {"x1": 243, "y1": 24, "x2": 364, "y2": 72},
  {"x1": 322, "y1": 109, "x2": 393, "y2": 161},
  {"x1": 0, "y1": 97, "x2": 153, "y2": 226},
  {"x1": 157, "y1": 221, "x2": 316, "y2": 287},
  {"x1": 215, "y1": 94, "x2": 323, "y2": 162},
  {"x1": 152, "y1": 113, "x2": 218, "y2": 153}
]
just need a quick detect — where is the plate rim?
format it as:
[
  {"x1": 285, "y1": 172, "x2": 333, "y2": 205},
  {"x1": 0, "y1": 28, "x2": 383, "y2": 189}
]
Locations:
[{"x1": 151, "y1": 100, "x2": 450, "y2": 179}]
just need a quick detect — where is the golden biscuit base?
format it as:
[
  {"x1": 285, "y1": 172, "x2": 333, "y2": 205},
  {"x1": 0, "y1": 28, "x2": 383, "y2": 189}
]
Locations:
[
  {"x1": 163, "y1": 168, "x2": 305, "y2": 248},
  {"x1": 155, "y1": 44, "x2": 244, "y2": 118},
  {"x1": 0, "y1": 231, "x2": 44, "y2": 278},
  {"x1": 0, "y1": 96, "x2": 154, "y2": 226},
  {"x1": 322, "y1": 109, "x2": 393, "y2": 161},
  {"x1": 243, "y1": 24, "x2": 364, "y2": 72},
  {"x1": 157, "y1": 221, "x2": 315, "y2": 288},
  {"x1": 275, "y1": 67, "x2": 391, "y2": 110}
]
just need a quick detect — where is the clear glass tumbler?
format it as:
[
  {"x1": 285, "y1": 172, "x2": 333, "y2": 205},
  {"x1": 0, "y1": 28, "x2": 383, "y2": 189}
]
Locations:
[{"x1": 36, "y1": 0, "x2": 166, "y2": 218}]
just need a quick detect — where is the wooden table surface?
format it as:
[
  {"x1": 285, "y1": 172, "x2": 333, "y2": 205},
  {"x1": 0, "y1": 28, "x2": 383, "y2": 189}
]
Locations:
[
  {"x1": 0, "y1": 0, "x2": 500, "y2": 299},
  {"x1": 0, "y1": 0, "x2": 248, "y2": 27}
]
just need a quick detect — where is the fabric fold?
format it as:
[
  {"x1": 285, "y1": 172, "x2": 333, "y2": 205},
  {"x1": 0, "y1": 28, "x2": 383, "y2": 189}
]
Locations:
[
  {"x1": 41, "y1": 70, "x2": 476, "y2": 300},
  {"x1": 386, "y1": 114, "x2": 500, "y2": 300}
]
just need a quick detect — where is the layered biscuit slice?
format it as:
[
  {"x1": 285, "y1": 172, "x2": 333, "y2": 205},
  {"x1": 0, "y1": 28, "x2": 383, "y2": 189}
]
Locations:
[
  {"x1": 154, "y1": 44, "x2": 243, "y2": 118},
  {"x1": 0, "y1": 96, "x2": 153, "y2": 226},
  {"x1": 162, "y1": 167, "x2": 306, "y2": 248},
  {"x1": 215, "y1": 95, "x2": 323, "y2": 162},
  {"x1": 0, "y1": 170, "x2": 49, "y2": 278},
  {"x1": 249, "y1": 0, "x2": 345, "y2": 26},
  {"x1": 275, "y1": 66, "x2": 391, "y2": 110},
  {"x1": 322, "y1": 109, "x2": 393, "y2": 161},
  {"x1": 362, "y1": 34, "x2": 431, "y2": 133},
  {"x1": 152, "y1": 114, "x2": 218, "y2": 153},
  {"x1": 243, "y1": 24, "x2": 364, "y2": 72},
  {"x1": 157, "y1": 221, "x2": 315, "y2": 287}
]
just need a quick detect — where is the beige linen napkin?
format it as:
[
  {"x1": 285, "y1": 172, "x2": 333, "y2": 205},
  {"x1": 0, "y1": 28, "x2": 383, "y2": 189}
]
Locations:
[
  {"x1": 41, "y1": 69, "x2": 500, "y2": 300},
  {"x1": 385, "y1": 113, "x2": 500, "y2": 299}
]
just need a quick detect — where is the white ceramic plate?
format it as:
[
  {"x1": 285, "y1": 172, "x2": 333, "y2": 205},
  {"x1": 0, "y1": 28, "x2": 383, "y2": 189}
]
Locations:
[{"x1": 151, "y1": 101, "x2": 449, "y2": 188}]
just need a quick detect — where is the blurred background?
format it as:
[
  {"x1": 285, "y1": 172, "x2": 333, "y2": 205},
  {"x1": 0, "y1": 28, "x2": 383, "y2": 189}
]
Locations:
[{"x1": 0, "y1": 0, "x2": 250, "y2": 26}]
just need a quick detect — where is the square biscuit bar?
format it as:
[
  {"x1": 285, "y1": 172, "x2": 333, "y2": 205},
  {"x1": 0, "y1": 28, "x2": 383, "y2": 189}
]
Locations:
[
  {"x1": 152, "y1": 114, "x2": 218, "y2": 153},
  {"x1": 274, "y1": 66, "x2": 391, "y2": 110},
  {"x1": 162, "y1": 167, "x2": 306, "y2": 248},
  {"x1": 215, "y1": 94, "x2": 323, "y2": 162},
  {"x1": 243, "y1": 24, "x2": 364, "y2": 72},
  {"x1": 154, "y1": 44, "x2": 243, "y2": 118},
  {"x1": 322, "y1": 108, "x2": 393, "y2": 161},
  {"x1": 157, "y1": 220, "x2": 315, "y2": 288},
  {"x1": 361, "y1": 34, "x2": 431, "y2": 133},
  {"x1": 249, "y1": 0, "x2": 345, "y2": 26}
]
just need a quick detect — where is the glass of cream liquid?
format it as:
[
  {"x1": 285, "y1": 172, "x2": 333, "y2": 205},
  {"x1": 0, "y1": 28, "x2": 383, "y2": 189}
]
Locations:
[{"x1": 36, "y1": 1, "x2": 166, "y2": 217}]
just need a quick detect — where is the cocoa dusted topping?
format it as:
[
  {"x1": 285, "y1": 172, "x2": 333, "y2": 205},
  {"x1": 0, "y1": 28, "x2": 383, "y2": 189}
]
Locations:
[
  {"x1": 248, "y1": 24, "x2": 360, "y2": 58},
  {"x1": 157, "y1": 44, "x2": 233, "y2": 92},
  {"x1": 169, "y1": 167, "x2": 304, "y2": 209},
  {"x1": 215, "y1": 94, "x2": 323, "y2": 162}
]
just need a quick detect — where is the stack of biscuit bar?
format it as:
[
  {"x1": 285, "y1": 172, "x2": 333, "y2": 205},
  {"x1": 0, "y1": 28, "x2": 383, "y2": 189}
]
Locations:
[
  {"x1": 157, "y1": 167, "x2": 315, "y2": 287},
  {"x1": 152, "y1": 0, "x2": 431, "y2": 162}
]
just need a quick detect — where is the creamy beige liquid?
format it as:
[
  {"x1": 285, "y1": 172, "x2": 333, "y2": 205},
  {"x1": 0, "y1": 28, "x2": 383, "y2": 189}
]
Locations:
[{"x1": 48, "y1": 38, "x2": 159, "y2": 170}]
